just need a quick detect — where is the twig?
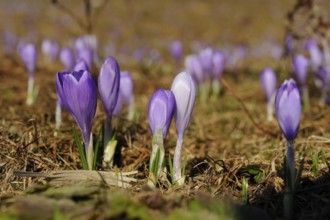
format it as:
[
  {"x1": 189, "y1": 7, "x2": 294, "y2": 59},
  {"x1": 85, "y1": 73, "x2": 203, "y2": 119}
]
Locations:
[
  {"x1": 51, "y1": 0, "x2": 88, "y2": 33},
  {"x1": 221, "y1": 78, "x2": 278, "y2": 138}
]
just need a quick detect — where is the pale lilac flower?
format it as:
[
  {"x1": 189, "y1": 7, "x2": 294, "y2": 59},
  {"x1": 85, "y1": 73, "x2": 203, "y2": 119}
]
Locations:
[{"x1": 275, "y1": 79, "x2": 301, "y2": 142}]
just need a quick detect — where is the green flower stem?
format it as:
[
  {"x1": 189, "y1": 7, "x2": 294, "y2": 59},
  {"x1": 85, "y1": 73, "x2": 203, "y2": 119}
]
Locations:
[
  {"x1": 284, "y1": 141, "x2": 295, "y2": 220},
  {"x1": 212, "y1": 79, "x2": 220, "y2": 97},
  {"x1": 55, "y1": 100, "x2": 62, "y2": 130},
  {"x1": 173, "y1": 137, "x2": 184, "y2": 185},
  {"x1": 128, "y1": 97, "x2": 135, "y2": 121},
  {"x1": 26, "y1": 76, "x2": 35, "y2": 106},
  {"x1": 266, "y1": 100, "x2": 273, "y2": 121},
  {"x1": 148, "y1": 128, "x2": 164, "y2": 186},
  {"x1": 86, "y1": 132, "x2": 94, "y2": 170},
  {"x1": 302, "y1": 85, "x2": 309, "y2": 110},
  {"x1": 103, "y1": 115, "x2": 116, "y2": 168}
]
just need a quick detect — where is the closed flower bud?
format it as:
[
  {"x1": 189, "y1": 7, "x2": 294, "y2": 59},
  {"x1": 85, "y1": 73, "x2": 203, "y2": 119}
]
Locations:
[
  {"x1": 260, "y1": 67, "x2": 277, "y2": 101},
  {"x1": 60, "y1": 47, "x2": 75, "y2": 71},
  {"x1": 148, "y1": 89, "x2": 176, "y2": 139},
  {"x1": 98, "y1": 56, "x2": 120, "y2": 117},
  {"x1": 56, "y1": 70, "x2": 97, "y2": 151},
  {"x1": 275, "y1": 79, "x2": 301, "y2": 142},
  {"x1": 293, "y1": 54, "x2": 310, "y2": 84},
  {"x1": 19, "y1": 43, "x2": 37, "y2": 76},
  {"x1": 171, "y1": 72, "x2": 196, "y2": 141}
]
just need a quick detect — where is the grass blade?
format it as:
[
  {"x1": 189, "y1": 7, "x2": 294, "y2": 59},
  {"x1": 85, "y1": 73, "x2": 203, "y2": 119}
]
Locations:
[
  {"x1": 168, "y1": 154, "x2": 174, "y2": 184},
  {"x1": 73, "y1": 127, "x2": 88, "y2": 170}
]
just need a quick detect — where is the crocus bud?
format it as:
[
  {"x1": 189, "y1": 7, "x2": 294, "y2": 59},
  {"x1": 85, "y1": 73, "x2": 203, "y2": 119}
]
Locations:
[
  {"x1": 199, "y1": 47, "x2": 213, "y2": 77},
  {"x1": 60, "y1": 47, "x2": 75, "y2": 71},
  {"x1": 285, "y1": 35, "x2": 294, "y2": 55},
  {"x1": 120, "y1": 71, "x2": 135, "y2": 120},
  {"x1": 260, "y1": 67, "x2": 277, "y2": 101},
  {"x1": 120, "y1": 71, "x2": 134, "y2": 105},
  {"x1": 19, "y1": 43, "x2": 37, "y2": 75},
  {"x1": 293, "y1": 54, "x2": 310, "y2": 84},
  {"x1": 275, "y1": 79, "x2": 301, "y2": 142},
  {"x1": 171, "y1": 71, "x2": 196, "y2": 184},
  {"x1": 148, "y1": 89, "x2": 176, "y2": 139},
  {"x1": 212, "y1": 51, "x2": 225, "y2": 80},
  {"x1": 56, "y1": 70, "x2": 97, "y2": 169},
  {"x1": 171, "y1": 72, "x2": 197, "y2": 141},
  {"x1": 56, "y1": 70, "x2": 97, "y2": 142},
  {"x1": 41, "y1": 39, "x2": 52, "y2": 59},
  {"x1": 305, "y1": 39, "x2": 323, "y2": 71},
  {"x1": 185, "y1": 55, "x2": 203, "y2": 85},
  {"x1": 112, "y1": 93, "x2": 123, "y2": 116},
  {"x1": 74, "y1": 58, "x2": 89, "y2": 71},
  {"x1": 98, "y1": 56, "x2": 120, "y2": 117},
  {"x1": 42, "y1": 39, "x2": 60, "y2": 61},
  {"x1": 77, "y1": 47, "x2": 93, "y2": 69},
  {"x1": 170, "y1": 40, "x2": 183, "y2": 61}
]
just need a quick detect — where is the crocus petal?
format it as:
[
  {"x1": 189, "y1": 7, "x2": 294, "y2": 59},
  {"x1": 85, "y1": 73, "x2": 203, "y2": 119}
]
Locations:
[
  {"x1": 148, "y1": 89, "x2": 176, "y2": 139},
  {"x1": 275, "y1": 79, "x2": 301, "y2": 141},
  {"x1": 98, "y1": 56, "x2": 121, "y2": 116},
  {"x1": 60, "y1": 47, "x2": 75, "y2": 71},
  {"x1": 19, "y1": 43, "x2": 37, "y2": 76},
  {"x1": 293, "y1": 54, "x2": 310, "y2": 84},
  {"x1": 171, "y1": 72, "x2": 196, "y2": 140},
  {"x1": 74, "y1": 58, "x2": 89, "y2": 71},
  {"x1": 212, "y1": 51, "x2": 225, "y2": 79},
  {"x1": 260, "y1": 67, "x2": 277, "y2": 101},
  {"x1": 119, "y1": 71, "x2": 134, "y2": 104},
  {"x1": 56, "y1": 70, "x2": 97, "y2": 142}
]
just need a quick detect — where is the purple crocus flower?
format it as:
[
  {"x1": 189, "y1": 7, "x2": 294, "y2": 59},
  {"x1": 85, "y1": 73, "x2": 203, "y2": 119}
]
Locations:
[
  {"x1": 19, "y1": 43, "x2": 38, "y2": 105},
  {"x1": 185, "y1": 55, "x2": 204, "y2": 85},
  {"x1": 77, "y1": 47, "x2": 93, "y2": 69},
  {"x1": 305, "y1": 39, "x2": 323, "y2": 71},
  {"x1": 284, "y1": 35, "x2": 294, "y2": 56},
  {"x1": 260, "y1": 68, "x2": 277, "y2": 101},
  {"x1": 60, "y1": 47, "x2": 75, "y2": 71},
  {"x1": 74, "y1": 58, "x2": 89, "y2": 71},
  {"x1": 275, "y1": 79, "x2": 301, "y2": 142},
  {"x1": 56, "y1": 70, "x2": 97, "y2": 169},
  {"x1": 293, "y1": 54, "x2": 310, "y2": 85},
  {"x1": 20, "y1": 43, "x2": 37, "y2": 75},
  {"x1": 98, "y1": 56, "x2": 121, "y2": 117},
  {"x1": 41, "y1": 39, "x2": 60, "y2": 61},
  {"x1": 171, "y1": 72, "x2": 196, "y2": 184},
  {"x1": 120, "y1": 71, "x2": 135, "y2": 120},
  {"x1": 148, "y1": 88, "x2": 176, "y2": 185},
  {"x1": 260, "y1": 68, "x2": 277, "y2": 121},
  {"x1": 315, "y1": 65, "x2": 330, "y2": 103},
  {"x1": 212, "y1": 51, "x2": 225, "y2": 80},
  {"x1": 98, "y1": 56, "x2": 121, "y2": 167},
  {"x1": 148, "y1": 89, "x2": 176, "y2": 140},
  {"x1": 112, "y1": 93, "x2": 123, "y2": 117},
  {"x1": 170, "y1": 40, "x2": 183, "y2": 62},
  {"x1": 275, "y1": 79, "x2": 301, "y2": 219},
  {"x1": 3, "y1": 30, "x2": 17, "y2": 56},
  {"x1": 199, "y1": 47, "x2": 213, "y2": 78}
]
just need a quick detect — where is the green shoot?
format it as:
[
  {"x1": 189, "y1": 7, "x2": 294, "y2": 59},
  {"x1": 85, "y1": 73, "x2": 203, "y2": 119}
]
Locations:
[
  {"x1": 312, "y1": 151, "x2": 319, "y2": 176},
  {"x1": 242, "y1": 177, "x2": 249, "y2": 204}
]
